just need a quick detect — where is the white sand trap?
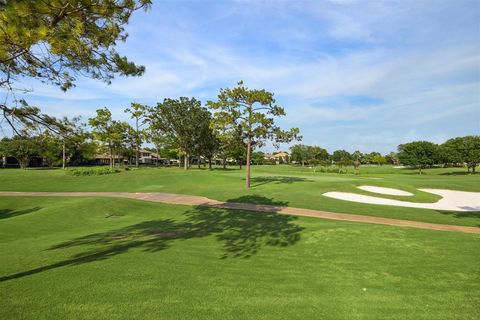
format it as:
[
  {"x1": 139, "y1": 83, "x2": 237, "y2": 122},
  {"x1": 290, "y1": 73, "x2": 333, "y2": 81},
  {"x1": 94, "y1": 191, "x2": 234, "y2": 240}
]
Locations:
[
  {"x1": 358, "y1": 185, "x2": 413, "y2": 196},
  {"x1": 323, "y1": 188, "x2": 480, "y2": 211}
]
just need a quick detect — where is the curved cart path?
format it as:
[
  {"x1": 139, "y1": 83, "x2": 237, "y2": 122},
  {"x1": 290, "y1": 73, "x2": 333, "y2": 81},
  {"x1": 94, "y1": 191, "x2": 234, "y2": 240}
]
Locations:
[{"x1": 1, "y1": 191, "x2": 479, "y2": 234}]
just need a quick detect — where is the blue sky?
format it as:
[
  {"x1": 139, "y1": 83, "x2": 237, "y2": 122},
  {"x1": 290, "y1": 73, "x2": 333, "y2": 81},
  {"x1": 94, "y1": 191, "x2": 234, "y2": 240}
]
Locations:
[{"x1": 5, "y1": 0, "x2": 480, "y2": 153}]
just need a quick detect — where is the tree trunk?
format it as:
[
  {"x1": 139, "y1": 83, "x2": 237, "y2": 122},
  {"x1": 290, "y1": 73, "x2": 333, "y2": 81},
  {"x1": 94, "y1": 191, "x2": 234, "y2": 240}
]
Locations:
[
  {"x1": 419, "y1": 167, "x2": 422, "y2": 174},
  {"x1": 135, "y1": 118, "x2": 139, "y2": 167},
  {"x1": 109, "y1": 143, "x2": 113, "y2": 168},
  {"x1": 198, "y1": 154, "x2": 201, "y2": 169},
  {"x1": 112, "y1": 148, "x2": 115, "y2": 168},
  {"x1": 156, "y1": 146, "x2": 160, "y2": 166},
  {"x1": 245, "y1": 137, "x2": 251, "y2": 188},
  {"x1": 62, "y1": 141, "x2": 66, "y2": 169},
  {"x1": 223, "y1": 158, "x2": 226, "y2": 169},
  {"x1": 136, "y1": 146, "x2": 139, "y2": 167},
  {"x1": 184, "y1": 153, "x2": 188, "y2": 171},
  {"x1": 19, "y1": 157, "x2": 28, "y2": 169},
  {"x1": 208, "y1": 157, "x2": 212, "y2": 169}
]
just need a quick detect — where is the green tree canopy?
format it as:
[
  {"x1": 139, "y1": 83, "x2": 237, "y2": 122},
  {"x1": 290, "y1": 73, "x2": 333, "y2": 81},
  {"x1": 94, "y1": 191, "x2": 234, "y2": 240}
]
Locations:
[
  {"x1": 150, "y1": 97, "x2": 212, "y2": 170},
  {"x1": 208, "y1": 81, "x2": 301, "y2": 188},
  {"x1": 398, "y1": 141, "x2": 438, "y2": 174},
  {"x1": 441, "y1": 136, "x2": 480, "y2": 173},
  {"x1": 0, "y1": 135, "x2": 41, "y2": 168},
  {"x1": 1, "y1": 0, "x2": 150, "y2": 132},
  {"x1": 88, "y1": 107, "x2": 129, "y2": 167}
]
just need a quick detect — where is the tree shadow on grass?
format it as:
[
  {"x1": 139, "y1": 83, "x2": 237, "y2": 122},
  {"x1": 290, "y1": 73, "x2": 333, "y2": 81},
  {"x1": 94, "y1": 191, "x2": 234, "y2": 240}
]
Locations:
[
  {"x1": 439, "y1": 171, "x2": 478, "y2": 176},
  {"x1": 249, "y1": 176, "x2": 313, "y2": 188},
  {"x1": 226, "y1": 195, "x2": 289, "y2": 206},
  {"x1": 437, "y1": 210, "x2": 480, "y2": 220},
  {"x1": 0, "y1": 207, "x2": 42, "y2": 220},
  {"x1": 0, "y1": 196, "x2": 303, "y2": 282}
]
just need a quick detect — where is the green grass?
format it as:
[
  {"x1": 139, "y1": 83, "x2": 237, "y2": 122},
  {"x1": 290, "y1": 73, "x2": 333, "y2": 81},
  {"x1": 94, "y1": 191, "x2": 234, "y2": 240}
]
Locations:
[
  {"x1": 0, "y1": 165, "x2": 479, "y2": 227},
  {"x1": 1, "y1": 196, "x2": 479, "y2": 319}
]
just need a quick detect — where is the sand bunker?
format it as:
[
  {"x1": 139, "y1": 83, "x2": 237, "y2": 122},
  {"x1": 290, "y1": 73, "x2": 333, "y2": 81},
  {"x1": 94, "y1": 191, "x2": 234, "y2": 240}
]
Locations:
[
  {"x1": 358, "y1": 185, "x2": 413, "y2": 196},
  {"x1": 323, "y1": 188, "x2": 480, "y2": 211}
]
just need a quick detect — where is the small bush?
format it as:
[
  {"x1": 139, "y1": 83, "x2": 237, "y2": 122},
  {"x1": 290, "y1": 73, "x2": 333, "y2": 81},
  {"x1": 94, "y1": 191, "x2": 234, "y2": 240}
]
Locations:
[{"x1": 66, "y1": 167, "x2": 120, "y2": 176}]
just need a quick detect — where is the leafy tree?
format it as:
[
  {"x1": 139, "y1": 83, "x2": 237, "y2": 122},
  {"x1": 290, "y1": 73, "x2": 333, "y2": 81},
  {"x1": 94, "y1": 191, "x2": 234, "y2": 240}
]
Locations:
[
  {"x1": 150, "y1": 97, "x2": 211, "y2": 170},
  {"x1": 119, "y1": 123, "x2": 138, "y2": 165},
  {"x1": 311, "y1": 146, "x2": 329, "y2": 163},
  {"x1": 208, "y1": 81, "x2": 300, "y2": 188},
  {"x1": 88, "y1": 108, "x2": 127, "y2": 167},
  {"x1": 144, "y1": 108, "x2": 170, "y2": 166},
  {"x1": 229, "y1": 132, "x2": 247, "y2": 169},
  {"x1": 385, "y1": 152, "x2": 399, "y2": 165},
  {"x1": 0, "y1": 135, "x2": 41, "y2": 168},
  {"x1": 124, "y1": 103, "x2": 149, "y2": 166},
  {"x1": 70, "y1": 140, "x2": 97, "y2": 166},
  {"x1": 398, "y1": 141, "x2": 438, "y2": 174},
  {"x1": 111, "y1": 121, "x2": 131, "y2": 166},
  {"x1": 39, "y1": 131, "x2": 62, "y2": 167},
  {"x1": 372, "y1": 154, "x2": 387, "y2": 165},
  {"x1": 159, "y1": 147, "x2": 180, "y2": 161},
  {"x1": 1, "y1": 0, "x2": 150, "y2": 132},
  {"x1": 441, "y1": 136, "x2": 480, "y2": 173},
  {"x1": 56, "y1": 116, "x2": 90, "y2": 169},
  {"x1": 210, "y1": 110, "x2": 241, "y2": 169},
  {"x1": 364, "y1": 152, "x2": 382, "y2": 164},
  {"x1": 190, "y1": 108, "x2": 217, "y2": 169},
  {"x1": 290, "y1": 144, "x2": 328, "y2": 166},
  {"x1": 290, "y1": 144, "x2": 306, "y2": 166},
  {"x1": 352, "y1": 150, "x2": 364, "y2": 162},
  {"x1": 331, "y1": 150, "x2": 352, "y2": 173},
  {"x1": 331, "y1": 150, "x2": 352, "y2": 162},
  {"x1": 251, "y1": 151, "x2": 265, "y2": 165},
  {"x1": 196, "y1": 125, "x2": 218, "y2": 169}
]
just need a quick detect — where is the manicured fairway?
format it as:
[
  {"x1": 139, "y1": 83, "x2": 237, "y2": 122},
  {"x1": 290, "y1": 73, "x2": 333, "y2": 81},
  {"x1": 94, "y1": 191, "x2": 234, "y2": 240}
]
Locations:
[
  {"x1": 1, "y1": 196, "x2": 479, "y2": 320},
  {"x1": 0, "y1": 165, "x2": 479, "y2": 226}
]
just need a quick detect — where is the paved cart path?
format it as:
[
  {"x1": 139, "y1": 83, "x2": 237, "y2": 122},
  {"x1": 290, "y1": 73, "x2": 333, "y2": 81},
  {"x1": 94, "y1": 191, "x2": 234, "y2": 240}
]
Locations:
[{"x1": 1, "y1": 191, "x2": 479, "y2": 234}]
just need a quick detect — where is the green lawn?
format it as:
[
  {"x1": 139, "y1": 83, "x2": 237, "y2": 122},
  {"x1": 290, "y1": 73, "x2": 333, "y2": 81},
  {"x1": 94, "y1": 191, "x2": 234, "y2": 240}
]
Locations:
[
  {"x1": 1, "y1": 196, "x2": 479, "y2": 319},
  {"x1": 0, "y1": 165, "x2": 479, "y2": 226}
]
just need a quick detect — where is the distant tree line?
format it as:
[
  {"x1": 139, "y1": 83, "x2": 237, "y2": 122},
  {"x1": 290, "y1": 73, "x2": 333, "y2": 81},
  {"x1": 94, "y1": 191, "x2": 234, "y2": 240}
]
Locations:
[{"x1": 289, "y1": 136, "x2": 480, "y2": 174}]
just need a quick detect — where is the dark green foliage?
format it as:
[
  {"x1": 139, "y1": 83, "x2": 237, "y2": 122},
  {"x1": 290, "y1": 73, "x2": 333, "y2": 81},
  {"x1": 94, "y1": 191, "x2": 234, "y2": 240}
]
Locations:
[
  {"x1": 0, "y1": 136, "x2": 41, "y2": 168},
  {"x1": 398, "y1": 141, "x2": 438, "y2": 174},
  {"x1": 150, "y1": 97, "x2": 213, "y2": 170},
  {"x1": 1, "y1": 0, "x2": 150, "y2": 131},
  {"x1": 66, "y1": 167, "x2": 120, "y2": 176},
  {"x1": 440, "y1": 136, "x2": 480, "y2": 173},
  {"x1": 251, "y1": 151, "x2": 265, "y2": 165},
  {"x1": 290, "y1": 144, "x2": 330, "y2": 166}
]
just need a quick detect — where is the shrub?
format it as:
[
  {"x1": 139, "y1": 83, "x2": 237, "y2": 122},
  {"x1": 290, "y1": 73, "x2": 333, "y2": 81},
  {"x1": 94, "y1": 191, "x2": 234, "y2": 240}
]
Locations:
[{"x1": 66, "y1": 167, "x2": 120, "y2": 176}]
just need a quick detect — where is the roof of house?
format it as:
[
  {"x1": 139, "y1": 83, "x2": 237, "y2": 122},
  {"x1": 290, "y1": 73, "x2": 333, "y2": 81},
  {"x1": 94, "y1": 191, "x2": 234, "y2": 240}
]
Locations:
[{"x1": 274, "y1": 151, "x2": 289, "y2": 157}]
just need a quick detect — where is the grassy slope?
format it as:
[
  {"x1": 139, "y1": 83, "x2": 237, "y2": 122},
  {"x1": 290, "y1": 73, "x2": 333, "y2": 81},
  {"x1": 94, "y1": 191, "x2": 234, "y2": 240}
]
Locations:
[
  {"x1": 0, "y1": 165, "x2": 479, "y2": 227},
  {"x1": 1, "y1": 197, "x2": 479, "y2": 320}
]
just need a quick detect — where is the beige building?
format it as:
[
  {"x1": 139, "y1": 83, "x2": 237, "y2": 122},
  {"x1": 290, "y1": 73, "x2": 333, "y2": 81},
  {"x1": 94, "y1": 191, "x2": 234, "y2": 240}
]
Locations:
[{"x1": 264, "y1": 151, "x2": 290, "y2": 164}]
